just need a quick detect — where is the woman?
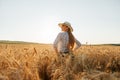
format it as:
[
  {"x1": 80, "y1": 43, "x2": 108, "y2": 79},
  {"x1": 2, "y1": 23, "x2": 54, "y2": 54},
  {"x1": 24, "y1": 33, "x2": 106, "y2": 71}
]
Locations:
[{"x1": 53, "y1": 21, "x2": 81, "y2": 65}]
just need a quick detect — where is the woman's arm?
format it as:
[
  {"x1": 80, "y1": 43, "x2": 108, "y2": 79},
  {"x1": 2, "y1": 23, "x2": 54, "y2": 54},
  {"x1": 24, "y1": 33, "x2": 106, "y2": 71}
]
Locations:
[
  {"x1": 53, "y1": 33, "x2": 61, "y2": 53},
  {"x1": 73, "y1": 39, "x2": 81, "y2": 51}
]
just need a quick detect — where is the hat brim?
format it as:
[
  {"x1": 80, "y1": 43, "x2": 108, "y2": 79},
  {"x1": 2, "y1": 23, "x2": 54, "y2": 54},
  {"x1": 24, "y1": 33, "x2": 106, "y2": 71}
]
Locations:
[
  {"x1": 58, "y1": 23, "x2": 63, "y2": 27},
  {"x1": 58, "y1": 23, "x2": 73, "y2": 32}
]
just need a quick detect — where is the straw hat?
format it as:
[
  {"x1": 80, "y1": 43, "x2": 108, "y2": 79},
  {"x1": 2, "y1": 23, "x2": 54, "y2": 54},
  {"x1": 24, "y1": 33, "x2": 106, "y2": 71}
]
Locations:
[{"x1": 58, "y1": 21, "x2": 73, "y2": 32}]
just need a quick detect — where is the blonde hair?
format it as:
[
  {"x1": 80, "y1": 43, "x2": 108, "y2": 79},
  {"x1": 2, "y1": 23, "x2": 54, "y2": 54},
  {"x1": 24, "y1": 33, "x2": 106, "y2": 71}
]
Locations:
[{"x1": 67, "y1": 28, "x2": 75, "y2": 50}]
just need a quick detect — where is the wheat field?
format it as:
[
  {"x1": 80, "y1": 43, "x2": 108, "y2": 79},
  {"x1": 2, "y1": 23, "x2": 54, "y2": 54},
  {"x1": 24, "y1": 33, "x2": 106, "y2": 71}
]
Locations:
[{"x1": 0, "y1": 43, "x2": 120, "y2": 80}]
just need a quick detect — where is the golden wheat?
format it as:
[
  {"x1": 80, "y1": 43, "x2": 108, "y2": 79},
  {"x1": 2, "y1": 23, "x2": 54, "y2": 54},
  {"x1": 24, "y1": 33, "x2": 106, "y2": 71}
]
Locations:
[{"x1": 0, "y1": 44, "x2": 120, "y2": 80}]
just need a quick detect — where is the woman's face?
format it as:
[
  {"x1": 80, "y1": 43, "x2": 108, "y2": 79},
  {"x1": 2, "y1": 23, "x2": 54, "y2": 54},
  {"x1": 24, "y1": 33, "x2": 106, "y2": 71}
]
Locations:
[{"x1": 61, "y1": 25, "x2": 69, "y2": 31}]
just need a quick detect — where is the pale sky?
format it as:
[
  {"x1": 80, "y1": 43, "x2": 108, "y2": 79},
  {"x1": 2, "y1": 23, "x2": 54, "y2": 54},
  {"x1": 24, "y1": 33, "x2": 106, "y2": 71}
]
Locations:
[{"x1": 0, "y1": 0, "x2": 120, "y2": 44}]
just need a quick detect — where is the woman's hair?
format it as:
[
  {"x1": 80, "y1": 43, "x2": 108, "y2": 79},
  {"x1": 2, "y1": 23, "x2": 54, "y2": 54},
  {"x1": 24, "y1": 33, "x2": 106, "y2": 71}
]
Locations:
[{"x1": 67, "y1": 28, "x2": 75, "y2": 50}]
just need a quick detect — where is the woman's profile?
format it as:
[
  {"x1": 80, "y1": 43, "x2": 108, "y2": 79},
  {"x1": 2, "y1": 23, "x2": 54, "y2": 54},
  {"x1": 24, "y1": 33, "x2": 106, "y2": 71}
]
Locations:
[{"x1": 53, "y1": 21, "x2": 81, "y2": 66}]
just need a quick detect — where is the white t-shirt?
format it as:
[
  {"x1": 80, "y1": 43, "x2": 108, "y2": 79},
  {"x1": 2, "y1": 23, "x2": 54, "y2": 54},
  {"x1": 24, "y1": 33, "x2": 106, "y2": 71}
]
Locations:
[{"x1": 53, "y1": 31, "x2": 81, "y2": 52}]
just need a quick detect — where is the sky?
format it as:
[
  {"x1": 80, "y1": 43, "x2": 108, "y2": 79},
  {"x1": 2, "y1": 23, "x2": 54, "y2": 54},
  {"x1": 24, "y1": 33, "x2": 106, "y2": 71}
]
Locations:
[{"x1": 0, "y1": 0, "x2": 120, "y2": 44}]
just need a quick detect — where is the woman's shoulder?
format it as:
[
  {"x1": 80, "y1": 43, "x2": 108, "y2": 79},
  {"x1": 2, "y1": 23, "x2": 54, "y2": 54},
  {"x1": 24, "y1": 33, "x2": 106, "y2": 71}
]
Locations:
[
  {"x1": 56, "y1": 32, "x2": 67, "y2": 38},
  {"x1": 59, "y1": 31, "x2": 67, "y2": 34}
]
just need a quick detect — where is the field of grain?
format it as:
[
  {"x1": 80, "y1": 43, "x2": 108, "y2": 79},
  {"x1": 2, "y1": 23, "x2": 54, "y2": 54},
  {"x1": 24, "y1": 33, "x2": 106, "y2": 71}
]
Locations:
[{"x1": 0, "y1": 43, "x2": 120, "y2": 80}]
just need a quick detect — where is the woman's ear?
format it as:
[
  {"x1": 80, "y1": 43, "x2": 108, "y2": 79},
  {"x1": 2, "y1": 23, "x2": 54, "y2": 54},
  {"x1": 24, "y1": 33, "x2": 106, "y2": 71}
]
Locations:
[{"x1": 67, "y1": 28, "x2": 70, "y2": 31}]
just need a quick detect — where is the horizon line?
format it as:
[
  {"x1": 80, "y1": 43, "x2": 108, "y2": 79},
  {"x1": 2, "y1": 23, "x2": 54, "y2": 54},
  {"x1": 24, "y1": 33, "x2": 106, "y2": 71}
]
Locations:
[{"x1": 0, "y1": 40, "x2": 119, "y2": 45}]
